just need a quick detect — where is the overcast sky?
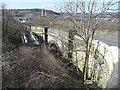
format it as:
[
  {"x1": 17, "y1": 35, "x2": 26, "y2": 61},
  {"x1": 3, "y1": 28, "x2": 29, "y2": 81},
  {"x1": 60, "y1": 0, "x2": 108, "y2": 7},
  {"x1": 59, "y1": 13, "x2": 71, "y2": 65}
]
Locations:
[
  {"x1": 1, "y1": 0, "x2": 118, "y2": 12},
  {"x1": 2, "y1": 0, "x2": 62, "y2": 10}
]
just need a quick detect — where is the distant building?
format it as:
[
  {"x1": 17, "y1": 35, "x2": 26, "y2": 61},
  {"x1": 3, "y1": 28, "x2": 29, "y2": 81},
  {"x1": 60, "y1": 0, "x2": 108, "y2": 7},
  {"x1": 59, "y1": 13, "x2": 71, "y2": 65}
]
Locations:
[
  {"x1": 24, "y1": 13, "x2": 33, "y2": 20},
  {"x1": 14, "y1": 13, "x2": 33, "y2": 23}
]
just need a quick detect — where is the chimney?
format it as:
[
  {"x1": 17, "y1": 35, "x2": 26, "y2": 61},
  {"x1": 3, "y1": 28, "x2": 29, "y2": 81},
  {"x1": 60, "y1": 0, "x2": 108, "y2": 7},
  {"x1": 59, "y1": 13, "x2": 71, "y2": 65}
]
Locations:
[
  {"x1": 45, "y1": 9, "x2": 46, "y2": 16},
  {"x1": 41, "y1": 8, "x2": 43, "y2": 16}
]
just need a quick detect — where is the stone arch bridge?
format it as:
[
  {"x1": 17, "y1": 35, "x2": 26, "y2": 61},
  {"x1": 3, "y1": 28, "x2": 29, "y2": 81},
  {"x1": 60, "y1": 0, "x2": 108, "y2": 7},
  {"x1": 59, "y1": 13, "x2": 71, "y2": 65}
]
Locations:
[{"x1": 31, "y1": 26, "x2": 119, "y2": 88}]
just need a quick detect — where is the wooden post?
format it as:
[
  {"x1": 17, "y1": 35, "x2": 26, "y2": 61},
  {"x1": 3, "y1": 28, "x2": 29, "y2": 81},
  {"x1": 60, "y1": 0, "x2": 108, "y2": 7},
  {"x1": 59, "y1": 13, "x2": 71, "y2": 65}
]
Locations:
[{"x1": 44, "y1": 26, "x2": 49, "y2": 45}]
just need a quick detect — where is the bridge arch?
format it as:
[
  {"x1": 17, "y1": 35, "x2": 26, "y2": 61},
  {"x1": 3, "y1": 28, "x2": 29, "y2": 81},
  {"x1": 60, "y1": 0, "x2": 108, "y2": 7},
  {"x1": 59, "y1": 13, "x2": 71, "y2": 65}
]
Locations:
[{"x1": 48, "y1": 40, "x2": 60, "y2": 55}]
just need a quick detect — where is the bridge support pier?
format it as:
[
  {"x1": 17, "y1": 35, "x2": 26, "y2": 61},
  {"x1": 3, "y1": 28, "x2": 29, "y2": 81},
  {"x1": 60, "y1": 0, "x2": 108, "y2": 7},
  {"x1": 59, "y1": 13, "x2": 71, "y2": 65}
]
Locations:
[{"x1": 68, "y1": 30, "x2": 75, "y2": 61}]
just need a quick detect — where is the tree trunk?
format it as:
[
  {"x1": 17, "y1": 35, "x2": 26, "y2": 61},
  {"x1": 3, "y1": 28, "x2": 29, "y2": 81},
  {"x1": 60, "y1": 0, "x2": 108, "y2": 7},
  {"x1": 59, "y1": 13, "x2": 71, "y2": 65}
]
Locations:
[{"x1": 82, "y1": 43, "x2": 89, "y2": 83}]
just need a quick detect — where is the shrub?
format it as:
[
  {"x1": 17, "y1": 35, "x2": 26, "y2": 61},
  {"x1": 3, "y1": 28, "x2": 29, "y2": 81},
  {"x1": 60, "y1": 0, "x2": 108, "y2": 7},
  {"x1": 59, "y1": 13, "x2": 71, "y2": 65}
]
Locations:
[{"x1": 2, "y1": 46, "x2": 85, "y2": 89}]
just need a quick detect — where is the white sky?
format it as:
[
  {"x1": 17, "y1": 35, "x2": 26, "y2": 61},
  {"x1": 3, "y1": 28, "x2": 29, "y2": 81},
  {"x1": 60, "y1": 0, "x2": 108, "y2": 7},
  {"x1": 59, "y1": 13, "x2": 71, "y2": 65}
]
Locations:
[{"x1": 0, "y1": 0, "x2": 119, "y2": 11}]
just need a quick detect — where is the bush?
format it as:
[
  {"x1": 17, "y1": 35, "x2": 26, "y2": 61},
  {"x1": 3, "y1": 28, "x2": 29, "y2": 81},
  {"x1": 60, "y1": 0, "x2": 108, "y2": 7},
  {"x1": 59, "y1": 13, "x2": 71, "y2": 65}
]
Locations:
[{"x1": 2, "y1": 46, "x2": 85, "y2": 89}]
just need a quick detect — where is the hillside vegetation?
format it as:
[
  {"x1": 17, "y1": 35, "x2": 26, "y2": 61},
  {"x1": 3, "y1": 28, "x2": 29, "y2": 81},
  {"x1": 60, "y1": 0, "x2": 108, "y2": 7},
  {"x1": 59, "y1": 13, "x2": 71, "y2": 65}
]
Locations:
[
  {"x1": 2, "y1": 46, "x2": 86, "y2": 89},
  {"x1": 2, "y1": 9, "x2": 89, "y2": 89}
]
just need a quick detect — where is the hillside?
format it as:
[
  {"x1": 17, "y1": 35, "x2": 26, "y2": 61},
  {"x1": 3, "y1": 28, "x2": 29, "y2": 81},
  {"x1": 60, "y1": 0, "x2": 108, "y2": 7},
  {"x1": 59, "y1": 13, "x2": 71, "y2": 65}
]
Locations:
[
  {"x1": 6, "y1": 9, "x2": 119, "y2": 29},
  {"x1": 8, "y1": 9, "x2": 61, "y2": 18}
]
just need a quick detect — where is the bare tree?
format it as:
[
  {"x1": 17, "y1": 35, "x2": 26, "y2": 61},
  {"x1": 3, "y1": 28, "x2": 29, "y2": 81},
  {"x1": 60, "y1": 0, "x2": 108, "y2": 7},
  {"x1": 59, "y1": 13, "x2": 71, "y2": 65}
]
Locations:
[
  {"x1": 2, "y1": 3, "x2": 7, "y2": 34},
  {"x1": 59, "y1": 0, "x2": 118, "y2": 83},
  {"x1": 1, "y1": 3, "x2": 27, "y2": 53}
]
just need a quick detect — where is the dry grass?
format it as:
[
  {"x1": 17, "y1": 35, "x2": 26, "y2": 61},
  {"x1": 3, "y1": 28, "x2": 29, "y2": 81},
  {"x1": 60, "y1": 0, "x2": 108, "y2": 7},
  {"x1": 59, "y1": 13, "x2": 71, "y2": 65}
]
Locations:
[{"x1": 2, "y1": 46, "x2": 85, "y2": 89}]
